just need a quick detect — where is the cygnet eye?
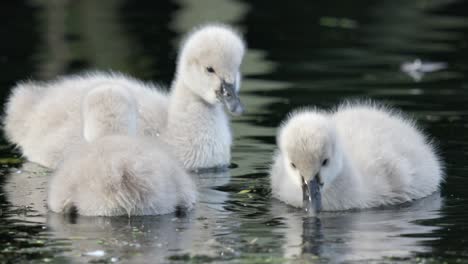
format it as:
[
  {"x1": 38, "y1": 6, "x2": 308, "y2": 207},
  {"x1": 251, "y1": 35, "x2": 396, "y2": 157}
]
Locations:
[
  {"x1": 322, "y1": 158, "x2": 329, "y2": 166},
  {"x1": 291, "y1": 163, "x2": 296, "y2": 169},
  {"x1": 206, "y1": 66, "x2": 215, "y2": 74}
]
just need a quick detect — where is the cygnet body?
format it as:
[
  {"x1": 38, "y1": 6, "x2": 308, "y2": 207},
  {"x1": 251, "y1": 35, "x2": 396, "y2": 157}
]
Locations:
[
  {"x1": 3, "y1": 74, "x2": 168, "y2": 169},
  {"x1": 270, "y1": 102, "x2": 443, "y2": 213},
  {"x1": 3, "y1": 24, "x2": 245, "y2": 170},
  {"x1": 48, "y1": 87, "x2": 196, "y2": 216}
]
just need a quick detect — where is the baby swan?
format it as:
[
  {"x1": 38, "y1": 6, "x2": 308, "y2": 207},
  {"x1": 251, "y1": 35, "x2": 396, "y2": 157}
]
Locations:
[
  {"x1": 270, "y1": 102, "x2": 443, "y2": 215},
  {"x1": 48, "y1": 88, "x2": 196, "y2": 216},
  {"x1": 3, "y1": 23, "x2": 245, "y2": 171},
  {"x1": 165, "y1": 23, "x2": 245, "y2": 169}
]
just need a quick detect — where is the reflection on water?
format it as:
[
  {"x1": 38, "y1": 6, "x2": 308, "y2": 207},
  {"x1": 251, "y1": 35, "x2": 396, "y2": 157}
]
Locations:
[
  {"x1": 4, "y1": 164, "x2": 238, "y2": 262},
  {"x1": 1, "y1": 0, "x2": 468, "y2": 262},
  {"x1": 271, "y1": 195, "x2": 443, "y2": 262}
]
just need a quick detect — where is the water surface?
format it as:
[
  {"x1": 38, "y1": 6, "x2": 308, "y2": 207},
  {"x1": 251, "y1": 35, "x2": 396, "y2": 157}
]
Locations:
[{"x1": 1, "y1": 0, "x2": 468, "y2": 263}]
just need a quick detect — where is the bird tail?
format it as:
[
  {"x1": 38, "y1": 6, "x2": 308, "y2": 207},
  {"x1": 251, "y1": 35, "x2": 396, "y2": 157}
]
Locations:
[{"x1": 3, "y1": 81, "x2": 44, "y2": 145}]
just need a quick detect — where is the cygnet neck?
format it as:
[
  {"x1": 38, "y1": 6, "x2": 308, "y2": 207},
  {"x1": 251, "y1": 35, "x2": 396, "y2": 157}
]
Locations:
[
  {"x1": 167, "y1": 79, "x2": 226, "y2": 122},
  {"x1": 163, "y1": 79, "x2": 231, "y2": 170}
]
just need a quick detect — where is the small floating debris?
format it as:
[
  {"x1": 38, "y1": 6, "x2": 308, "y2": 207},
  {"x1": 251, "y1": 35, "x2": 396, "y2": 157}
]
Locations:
[
  {"x1": 84, "y1": 250, "x2": 105, "y2": 257},
  {"x1": 32, "y1": 239, "x2": 45, "y2": 245},
  {"x1": 248, "y1": 237, "x2": 258, "y2": 244},
  {"x1": 400, "y1": 59, "x2": 447, "y2": 82},
  {"x1": 0, "y1": 157, "x2": 23, "y2": 165}
]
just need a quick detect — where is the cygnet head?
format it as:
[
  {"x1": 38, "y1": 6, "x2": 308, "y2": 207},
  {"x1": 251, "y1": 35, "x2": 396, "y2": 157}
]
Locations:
[
  {"x1": 176, "y1": 24, "x2": 245, "y2": 115},
  {"x1": 82, "y1": 84, "x2": 138, "y2": 142},
  {"x1": 278, "y1": 111, "x2": 343, "y2": 215}
]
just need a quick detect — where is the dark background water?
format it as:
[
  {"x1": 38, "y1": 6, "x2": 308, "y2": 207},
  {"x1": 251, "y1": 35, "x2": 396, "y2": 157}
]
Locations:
[{"x1": 1, "y1": 0, "x2": 468, "y2": 263}]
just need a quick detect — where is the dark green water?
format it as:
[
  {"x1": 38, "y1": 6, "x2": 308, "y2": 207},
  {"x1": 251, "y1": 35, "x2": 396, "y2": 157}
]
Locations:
[{"x1": 1, "y1": 0, "x2": 468, "y2": 263}]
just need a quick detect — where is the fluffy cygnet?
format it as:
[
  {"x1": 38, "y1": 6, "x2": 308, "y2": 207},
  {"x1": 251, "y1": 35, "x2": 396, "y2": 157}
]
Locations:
[
  {"x1": 270, "y1": 102, "x2": 443, "y2": 215},
  {"x1": 3, "y1": 23, "x2": 245, "y2": 170},
  {"x1": 48, "y1": 88, "x2": 196, "y2": 216},
  {"x1": 164, "y1": 23, "x2": 245, "y2": 169},
  {"x1": 3, "y1": 72, "x2": 168, "y2": 169}
]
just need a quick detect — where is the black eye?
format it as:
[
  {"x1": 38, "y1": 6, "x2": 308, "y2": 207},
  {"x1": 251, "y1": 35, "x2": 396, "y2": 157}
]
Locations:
[
  {"x1": 322, "y1": 159, "x2": 329, "y2": 166},
  {"x1": 206, "y1": 66, "x2": 215, "y2": 73},
  {"x1": 291, "y1": 163, "x2": 296, "y2": 169}
]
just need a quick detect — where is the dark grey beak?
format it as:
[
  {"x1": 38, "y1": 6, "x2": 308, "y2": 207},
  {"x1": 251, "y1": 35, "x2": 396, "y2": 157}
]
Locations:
[
  {"x1": 302, "y1": 174, "x2": 322, "y2": 216},
  {"x1": 219, "y1": 80, "x2": 244, "y2": 116}
]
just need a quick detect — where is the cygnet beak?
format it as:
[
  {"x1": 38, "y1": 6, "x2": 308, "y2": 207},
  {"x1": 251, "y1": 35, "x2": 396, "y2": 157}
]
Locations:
[
  {"x1": 219, "y1": 80, "x2": 244, "y2": 116},
  {"x1": 302, "y1": 174, "x2": 322, "y2": 217}
]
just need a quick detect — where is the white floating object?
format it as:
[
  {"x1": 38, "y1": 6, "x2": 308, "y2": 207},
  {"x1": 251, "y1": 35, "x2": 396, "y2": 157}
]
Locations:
[
  {"x1": 84, "y1": 250, "x2": 105, "y2": 257},
  {"x1": 401, "y1": 59, "x2": 447, "y2": 82}
]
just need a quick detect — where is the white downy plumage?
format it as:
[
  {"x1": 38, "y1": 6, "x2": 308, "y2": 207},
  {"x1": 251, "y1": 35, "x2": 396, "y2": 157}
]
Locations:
[
  {"x1": 3, "y1": 24, "x2": 245, "y2": 170},
  {"x1": 48, "y1": 86, "x2": 196, "y2": 216},
  {"x1": 270, "y1": 102, "x2": 443, "y2": 211}
]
